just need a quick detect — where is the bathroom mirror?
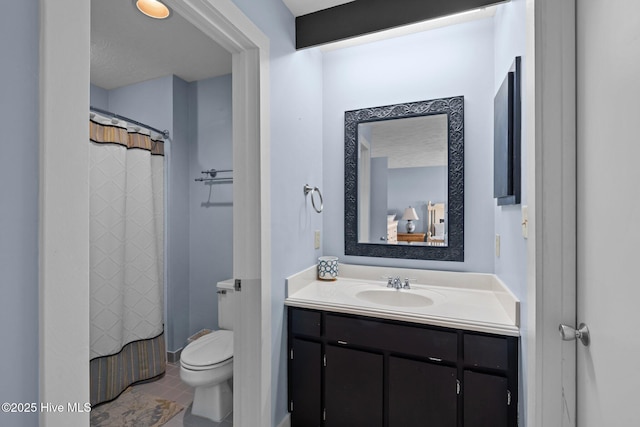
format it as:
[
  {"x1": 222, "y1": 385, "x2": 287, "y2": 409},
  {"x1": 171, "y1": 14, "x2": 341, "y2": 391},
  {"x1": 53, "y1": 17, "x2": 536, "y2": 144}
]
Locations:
[{"x1": 344, "y1": 96, "x2": 464, "y2": 261}]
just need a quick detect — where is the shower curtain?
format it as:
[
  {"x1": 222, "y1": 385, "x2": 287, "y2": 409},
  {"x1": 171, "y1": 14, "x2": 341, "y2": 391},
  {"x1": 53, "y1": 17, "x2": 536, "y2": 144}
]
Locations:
[{"x1": 88, "y1": 113, "x2": 166, "y2": 406}]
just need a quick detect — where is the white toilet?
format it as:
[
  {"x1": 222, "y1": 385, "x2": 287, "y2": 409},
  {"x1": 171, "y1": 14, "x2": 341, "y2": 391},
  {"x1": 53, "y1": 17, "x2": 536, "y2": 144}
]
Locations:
[{"x1": 180, "y1": 279, "x2": 235, "y2": 422}]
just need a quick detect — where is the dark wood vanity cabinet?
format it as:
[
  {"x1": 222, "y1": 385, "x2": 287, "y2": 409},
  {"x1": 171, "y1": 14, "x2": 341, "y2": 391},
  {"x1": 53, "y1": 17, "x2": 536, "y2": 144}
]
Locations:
[
  {"x1": 325, "y1": 345, "x2": 384, "y2": 427},
  {"x1": 290, "y1": 338, "x2": 322, "y2": 427},
  {"x1": 388, "y1": 355, "x2": 458, "y2": 427},
  {"x1": 287, "y1": 307, "x2": 518, "y2": 427}
]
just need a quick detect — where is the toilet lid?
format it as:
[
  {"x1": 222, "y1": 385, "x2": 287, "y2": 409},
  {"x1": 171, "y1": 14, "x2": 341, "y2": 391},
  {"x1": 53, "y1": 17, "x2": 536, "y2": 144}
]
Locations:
[{"x1": 181, "y1": 330, "x2": 233, "y2": 367}]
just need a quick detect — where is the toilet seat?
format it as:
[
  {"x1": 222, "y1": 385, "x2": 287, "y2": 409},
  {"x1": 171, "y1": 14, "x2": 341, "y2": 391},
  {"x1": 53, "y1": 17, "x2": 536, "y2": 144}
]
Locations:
[
  {"x1": 180, "y1": 330, "x2": 233, "y2": 371},
  {"x1": 181, "y1": 356, "x2": 232, "y2": 372}
]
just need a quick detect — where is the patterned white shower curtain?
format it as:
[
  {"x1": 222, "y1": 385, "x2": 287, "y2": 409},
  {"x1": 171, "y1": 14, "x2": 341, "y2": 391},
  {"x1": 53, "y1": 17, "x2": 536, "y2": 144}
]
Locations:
[{"x1": 88, "y1": 113, "x2": 166, "y2": 405}]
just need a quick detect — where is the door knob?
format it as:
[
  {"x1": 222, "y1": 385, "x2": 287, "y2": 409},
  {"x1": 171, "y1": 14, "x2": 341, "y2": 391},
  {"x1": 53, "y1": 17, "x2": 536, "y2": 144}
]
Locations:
[{"x1": 558, "y1": 323, "x2": 590, "y2": 346}]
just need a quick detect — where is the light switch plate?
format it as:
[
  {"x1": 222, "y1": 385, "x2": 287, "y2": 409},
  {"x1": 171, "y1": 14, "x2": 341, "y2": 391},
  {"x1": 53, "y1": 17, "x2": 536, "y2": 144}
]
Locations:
[{"x1": 495, "y1": 234, "x2": 501, "y2": 257}]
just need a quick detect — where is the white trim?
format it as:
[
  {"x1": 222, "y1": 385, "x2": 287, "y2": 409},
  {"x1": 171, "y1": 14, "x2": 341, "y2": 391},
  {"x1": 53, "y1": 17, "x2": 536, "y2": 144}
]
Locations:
[
  {"x1": 527, "y1": 0, "x2": 577, "y2": 426},
  {"x1": 166, "y1": 0, "x2": 268, "y2": 55},
  {"x1": 229, "y1": 46, "x2": 272, "y2": 426},
  {"x1": 39, "y1": 1, "x2": 91, "y2": 425},
  {"x1": 40, "y1": 0, "x2": 271, "y2": 426}
]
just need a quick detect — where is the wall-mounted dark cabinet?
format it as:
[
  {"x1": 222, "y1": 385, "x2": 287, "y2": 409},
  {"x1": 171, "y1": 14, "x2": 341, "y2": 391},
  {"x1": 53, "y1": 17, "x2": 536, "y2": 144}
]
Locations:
[
  {"x1": 494, "y1": 56, "x2": 522, "y2": 206},
  {"x1": 287, "y1": 307, "x2": 518, "y2": 427}
]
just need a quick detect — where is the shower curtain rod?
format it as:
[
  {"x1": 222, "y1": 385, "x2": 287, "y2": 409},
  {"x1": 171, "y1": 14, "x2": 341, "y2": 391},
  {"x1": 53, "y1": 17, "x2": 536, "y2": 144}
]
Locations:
[{"x1": 90, "y1": 106, "x2": 170, "y2": 139}]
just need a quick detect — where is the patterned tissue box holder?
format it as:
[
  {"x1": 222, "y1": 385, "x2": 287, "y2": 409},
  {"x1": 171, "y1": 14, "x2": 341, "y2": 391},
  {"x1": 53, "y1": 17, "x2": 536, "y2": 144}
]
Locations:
[{"x1": 317, "y1": 256, "x2": 339, "y2": 281}]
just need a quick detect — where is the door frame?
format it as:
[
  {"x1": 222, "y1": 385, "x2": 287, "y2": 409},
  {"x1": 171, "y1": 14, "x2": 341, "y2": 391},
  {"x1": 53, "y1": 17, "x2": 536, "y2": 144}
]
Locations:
[
  {"x1": 38, "y1": 1, "x2": 271, "y2": 426},
  {"x1": 526, "y1": 0, "x2": 577, "y2": 426}
]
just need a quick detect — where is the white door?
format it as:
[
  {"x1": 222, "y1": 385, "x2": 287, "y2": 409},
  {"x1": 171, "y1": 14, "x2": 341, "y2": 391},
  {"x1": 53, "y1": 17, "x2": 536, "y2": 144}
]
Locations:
[{"x1": 576, "y1": 1, "x2": 640, "y2": 425}]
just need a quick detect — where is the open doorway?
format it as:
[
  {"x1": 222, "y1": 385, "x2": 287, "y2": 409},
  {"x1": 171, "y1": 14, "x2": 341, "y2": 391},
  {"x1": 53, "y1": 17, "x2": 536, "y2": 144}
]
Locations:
[
  {"x1": 91, "y1": 0, "x2": 232, "y2": 370},
  {"x1": 39, "y1": 1, "x2": 271, "y2": 426},
  {"x1": 89, "y1": 0, "x2": 235, "y2": 418}
]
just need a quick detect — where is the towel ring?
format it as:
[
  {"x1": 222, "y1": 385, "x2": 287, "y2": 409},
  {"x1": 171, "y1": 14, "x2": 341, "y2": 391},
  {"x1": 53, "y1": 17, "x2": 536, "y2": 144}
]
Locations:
[{"x1": 304, "y1": 184, "x2": 323, "y2": 213}]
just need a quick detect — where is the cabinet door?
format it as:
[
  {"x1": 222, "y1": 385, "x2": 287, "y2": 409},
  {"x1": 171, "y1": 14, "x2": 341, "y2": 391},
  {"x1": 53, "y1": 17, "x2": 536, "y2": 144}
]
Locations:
[
  {"x1": 463, "y1": 371, "x2": 509, "y2": 427},
  {"x1": 325, "y1": 345, "x2": 383, "y2": 427},
  {"x1": 290, "y1": 338, "x2": 322, "y2": 427},
  {"x1": 389, "y1": 356, "x2": 458, "y2": 427}
]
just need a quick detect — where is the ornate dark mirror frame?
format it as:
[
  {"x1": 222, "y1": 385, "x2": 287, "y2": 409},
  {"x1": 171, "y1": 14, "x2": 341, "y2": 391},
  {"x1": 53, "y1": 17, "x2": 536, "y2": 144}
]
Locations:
[{"x1": 344, "y1": 96, "x2": 464, "y2": 261}]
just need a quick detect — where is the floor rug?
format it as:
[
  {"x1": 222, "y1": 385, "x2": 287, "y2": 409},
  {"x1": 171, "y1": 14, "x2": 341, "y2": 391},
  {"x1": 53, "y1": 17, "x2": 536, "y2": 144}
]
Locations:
[{"x1": 90, "y1": 387, "x2": 183, "y2": 427}]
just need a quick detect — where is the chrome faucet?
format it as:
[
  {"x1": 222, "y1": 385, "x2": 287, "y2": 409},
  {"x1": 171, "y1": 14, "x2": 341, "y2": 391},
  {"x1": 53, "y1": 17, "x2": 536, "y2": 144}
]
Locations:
[
  {"x1": 385, "y1": 277, "x2": 413, "y2": 290},
  {"x1": 386, "y1": 277, "x2": 411, "y2": 290},
  {"x1": 387, "y1": 277, "x2": 400, "y2": 289}
]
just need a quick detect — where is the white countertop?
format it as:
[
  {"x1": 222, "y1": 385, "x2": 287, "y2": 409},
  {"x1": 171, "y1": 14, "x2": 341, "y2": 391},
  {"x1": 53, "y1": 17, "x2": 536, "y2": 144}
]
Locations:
[{"x1": 285, "y1": 263, "x2": 520, "y2": 337}]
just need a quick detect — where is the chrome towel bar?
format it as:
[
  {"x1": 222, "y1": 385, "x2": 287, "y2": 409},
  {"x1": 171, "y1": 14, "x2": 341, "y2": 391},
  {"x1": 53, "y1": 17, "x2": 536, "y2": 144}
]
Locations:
[{"x1": 195, "y1": 168, "x2": 233, "y2": 183}]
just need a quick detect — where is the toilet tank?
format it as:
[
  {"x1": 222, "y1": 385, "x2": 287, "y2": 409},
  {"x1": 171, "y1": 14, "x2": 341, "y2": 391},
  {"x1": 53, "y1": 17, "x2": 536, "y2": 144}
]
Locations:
[{"x1": 217, "y1": 279, "x2": 236, "y2": 331}]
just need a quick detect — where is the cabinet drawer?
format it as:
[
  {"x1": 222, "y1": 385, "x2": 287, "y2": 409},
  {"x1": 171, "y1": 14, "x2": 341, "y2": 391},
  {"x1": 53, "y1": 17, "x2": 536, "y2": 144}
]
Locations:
[
  {"x1": 464, "y1": 333, "x2": 508, "y2": 370},
  {"x1": 290, "y1": 308, "x2": 321, "y2": 337},
  {"x1": 326, "y1": 314, "x2": 457, "y2": 361}
]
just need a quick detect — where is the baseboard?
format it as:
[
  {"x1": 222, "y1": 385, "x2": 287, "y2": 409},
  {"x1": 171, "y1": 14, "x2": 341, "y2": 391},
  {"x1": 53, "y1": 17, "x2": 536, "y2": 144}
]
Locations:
[
  {"x1": 166, "y1": 348, "x2": 182, "y2": 364},
  {"x1": 277, "y1": 413, "x2": 291, "y2": 427}
]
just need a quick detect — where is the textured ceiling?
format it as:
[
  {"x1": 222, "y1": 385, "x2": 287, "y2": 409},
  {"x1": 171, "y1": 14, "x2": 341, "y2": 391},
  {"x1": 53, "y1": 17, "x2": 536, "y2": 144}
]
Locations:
[
  {"x1": 365, "y1": 115, "x2": 448, "y2": 169},
  {"x1": 91, "y1": 0, "x2": 232, "y2": 90}
]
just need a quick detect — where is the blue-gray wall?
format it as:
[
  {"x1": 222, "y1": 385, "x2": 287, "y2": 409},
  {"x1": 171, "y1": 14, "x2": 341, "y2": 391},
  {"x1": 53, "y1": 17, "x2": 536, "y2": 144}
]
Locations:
[
  {"x1": 493, "y1": 0, "x2": 528, "y2": 423},
  {"x1": 322, "y1": 18, "x2": 496, "y2": 273},
  {"x1": 231, "y1": 1, "x2": 325, "y2": 425},
  {"x1": 494, "y1": 0, "x2": 527, "y2": 301},
  {"x1": 90, "y1": 84, "x2": 109, "y2": 110},
  {"x1": 107, "y1": 76, "x2": 174, "y2": 130},
  {"x1": 0, "y1": 2, "x2": 40, "y2": 426},
  {"x1": 169, "y1": 76, "x2": 191, "y2": 352},
  {"x1": 370, "y1": 157, "x2": 389, "y2": 241},
  {"x1": 387, "y1": 166, "x2": 447, "y2": 235},
  {"x1": 187, "y1": 75, "x2": 233, "y2": 334}
]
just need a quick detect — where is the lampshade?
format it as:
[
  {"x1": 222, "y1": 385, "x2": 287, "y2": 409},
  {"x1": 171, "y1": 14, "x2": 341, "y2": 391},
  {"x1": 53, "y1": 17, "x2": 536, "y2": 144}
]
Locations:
[
  {"x1": 402, "y1": 207, "x2": 419, "y2": 221},
  {"x1": 136, "y1": 0, "x2": 171, "y2": 19}
]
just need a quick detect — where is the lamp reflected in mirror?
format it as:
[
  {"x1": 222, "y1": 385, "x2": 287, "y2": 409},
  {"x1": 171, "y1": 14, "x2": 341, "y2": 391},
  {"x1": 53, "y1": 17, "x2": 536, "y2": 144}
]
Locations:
[{"x1": 402, "y1": 206, "x2": 419, "y2": 233}]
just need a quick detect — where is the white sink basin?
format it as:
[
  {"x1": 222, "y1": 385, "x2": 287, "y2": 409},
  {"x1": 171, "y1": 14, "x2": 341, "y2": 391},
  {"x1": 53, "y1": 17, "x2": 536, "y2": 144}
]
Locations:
[{"x1": 355, "y1": 289, "x2": 435, "y2": 307}]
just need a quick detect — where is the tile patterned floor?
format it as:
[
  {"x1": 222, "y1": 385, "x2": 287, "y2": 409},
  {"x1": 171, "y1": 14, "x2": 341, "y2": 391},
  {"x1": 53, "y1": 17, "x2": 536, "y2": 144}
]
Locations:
[{"x1": 128, "y1": 363, "x2": 233, "y2": 427}]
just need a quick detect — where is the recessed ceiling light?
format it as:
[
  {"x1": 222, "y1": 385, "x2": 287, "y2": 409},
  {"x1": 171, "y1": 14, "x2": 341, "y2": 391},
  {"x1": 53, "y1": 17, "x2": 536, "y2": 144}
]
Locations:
[{"x1": 135, "y1": 0, "x2": 171, "y2": 19}]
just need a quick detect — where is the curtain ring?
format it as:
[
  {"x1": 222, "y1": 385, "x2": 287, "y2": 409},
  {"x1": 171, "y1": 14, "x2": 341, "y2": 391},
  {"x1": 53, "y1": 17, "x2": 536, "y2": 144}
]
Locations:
[{"x1": 303, "y1": 184, "x2": 323, "y2": 213}]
